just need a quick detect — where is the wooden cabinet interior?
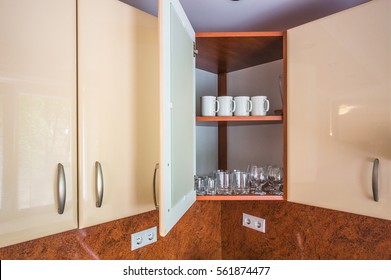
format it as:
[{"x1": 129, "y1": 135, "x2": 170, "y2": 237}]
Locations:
[
  {"x1": 195, "y1": 32, "x2": 287, "y2": 201},
  {"x1": 195, "y1": 32, "x2": 284, "y2": 74}
]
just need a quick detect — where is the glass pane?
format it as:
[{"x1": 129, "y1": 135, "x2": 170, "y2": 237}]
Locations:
[{"x1": 170, "y1": 4, "x2": 195, "y2": 207}]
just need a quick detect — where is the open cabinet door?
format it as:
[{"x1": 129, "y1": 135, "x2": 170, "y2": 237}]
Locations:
[
  {"x1": 159, "y1": 0, "x2": 196, "y2": 236},
  {"x1": 287, "y1": 0, "x2": 391, "y2": 220}
]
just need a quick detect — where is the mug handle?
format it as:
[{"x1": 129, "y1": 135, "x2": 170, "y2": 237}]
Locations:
[
  {"x1": 264, "y1": 99, "x2": 270, "y2": 112},
  {"x1": 215, "y1": 100, "x2": 220, "y2": 113},
  {"x1": 247, "y1": 100, "x2": 253, "y2": 113},
  {"x1": 231, "y1": 100, "x2": 236, "y2": 113}
]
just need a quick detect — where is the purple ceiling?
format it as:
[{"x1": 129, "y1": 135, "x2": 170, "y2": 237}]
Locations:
[{"x1": 120, "y1": 0, "x2": 371, "y2": 32}]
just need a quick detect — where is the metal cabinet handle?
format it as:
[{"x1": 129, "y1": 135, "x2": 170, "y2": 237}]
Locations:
[
  {"x1": 57, "y1": 163, "x2": 66, "y2": 214},
  {"x1": 153, "y1": 163, "x2": 159, "y2": 210},
  {"x1": 95, "y1": 161, "x2": 104, "y2": 208},
  {"x1": 372, "y1": 158, "x2": 379, "y2": 202}
]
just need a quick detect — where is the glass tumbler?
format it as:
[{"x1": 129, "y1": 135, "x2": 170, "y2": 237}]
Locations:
[
  {"x1": 215, "y1": 170, "x2": 231, "y2": 195},
  {"x1": 205, "y1": 176, "x2": 216, "y2": 195},
  {"x1": 194, "y1": 175, "x2": 206, "y2": 195},
  {"x1": 232, "y1": 170, "x2": 250, "y2": 195}
]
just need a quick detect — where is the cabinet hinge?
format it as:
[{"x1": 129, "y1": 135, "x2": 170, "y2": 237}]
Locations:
[{"x1": 193, "y1": 42, "x2": 198, "y2": 57}]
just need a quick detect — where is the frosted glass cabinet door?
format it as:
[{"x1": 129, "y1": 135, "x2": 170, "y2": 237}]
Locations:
[
  {"x1": 0, "y1": 0, "x2": 78, "y2": 247},
  {"x1": 159, "y1": 0, "x2": 196, "y2": 236},
  {"x1": 287, "y1": 0, "x2": 391, "y2": 220},
  {"x1": 78, "y1": 0, "x2": 159, "y2": 228}
]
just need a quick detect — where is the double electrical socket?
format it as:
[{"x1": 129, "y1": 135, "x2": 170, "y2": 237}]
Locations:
[
  {"x1": 131, "y1": 226, "x2": 157, "y2": 250},
  {"x1": 242, "y1": 213, "x2": 266, "y2": 233}
]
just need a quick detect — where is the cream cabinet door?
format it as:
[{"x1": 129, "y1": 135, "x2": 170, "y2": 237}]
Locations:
[
  {"x1": 0, "y1": 0, "x2": 78, "y2": 247},
  {"x1": 78, "y1": 0, "x2": 159, "y2": 228},
  {"x1": 287, "y1": 0, "x2": 391, "y2": 220},
  {"x1": 159, "y1": 0, "x2": 196, "y2": 236}
]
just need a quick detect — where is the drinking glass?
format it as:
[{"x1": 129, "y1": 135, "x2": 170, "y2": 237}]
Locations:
[
  {"x1": 246, "y1": 164, "x2": 255, "y2": 193},
  {"x1": 232, "y1": 170, "x2": 250, "y2": 194},
  {"x1": 258, "y1": 166, "x2": 268, "y2": 193},
  {"x1": 194, "y1": 175, "x2": 206, "y2": 195},
  {"x1": 263, "y1": 165, "x2": 274, "y2": 193},
  {"x1": 270, "y1": 167, "x2": 284, "y2": 195},
  {"x1": 215, "y1": 170, "x2": 231, "y2": 195},
  {"x1": 249, "y1": 165, "x2": 266, "y2": 195},
  {"x1": 248, "y1": 164, "x2": 258, "y2": 194},
  {"x1": 205, "y1": 176, "x2": 216, "y2": 195}
]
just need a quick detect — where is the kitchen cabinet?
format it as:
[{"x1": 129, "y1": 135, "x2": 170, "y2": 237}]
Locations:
[
  {"x1": 159, "y1": 0, "x2": 391, "y2": 238},
  {"x1": 194, "y1": 32, "x2": 286, "y2": 201},
  {"x1": 77, "y1": 0, "x2": 159, "y2": 228},
  {"x1": 159, "y1": 0, "x2": 286, "y2": 236},
  {"x1": 0, "y1": 0, "x2": 78, "y2": 247},
  {"x1": 287, "y1": 0, "x2": 391, "y2": 220},
  {"x1": 0, "y1": 0, "x2": 159, "y2": 247}
]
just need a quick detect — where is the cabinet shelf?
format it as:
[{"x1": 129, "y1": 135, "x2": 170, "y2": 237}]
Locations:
[
  {"x1": 196, "y1": 115, "x2": 283, "y2": 122},
  {"x1": 196, "y1": 195, "x2": 284, "y2": 201}
]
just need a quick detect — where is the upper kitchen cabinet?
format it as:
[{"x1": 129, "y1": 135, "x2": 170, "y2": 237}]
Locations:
[
  {"x1": 0, "y1": 0, "x2": 78, "y2": 247},
  {"x1": 78, "y1": 0, "x2": 159, "y2": 228},
  {"x1": 287, "y1": 0, "x2": 391, "y2": 220},
  {"x1": 190, "y1": 9, "x2": 286, "y2": 192},
  {"x1": 158, "y1": 0, "x2": 286, "y2": 236},
  {"x1": 194, "y1": 32, "x2": 286, "y2": 202}
]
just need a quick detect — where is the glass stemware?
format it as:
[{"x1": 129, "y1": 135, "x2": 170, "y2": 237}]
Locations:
[
  {"x1": 247, "y1": 164, "x2": 256, "y2": 193},
  {"x1": 270, "y1": 166, "x2": 284, "y2": 195},
  {"x1": 249, "y1": 165, "x2": 266, "y2": 195},
  {"x1": 262, "y1": 165, "x2": 274, "y2": 193},
  {"x1": 258, "y1": 166, "x2": 268, "y2": 193}
]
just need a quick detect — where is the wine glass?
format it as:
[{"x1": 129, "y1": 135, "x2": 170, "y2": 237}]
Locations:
[
  {"x1": 270, "y1": 167, "x2": 284, "y2": 195},
  {"x1": 250, "y1": 165, "x2": 266, "y2": 195},
  {"x1": 262, "y1": 165, "x2": 274, "y2": 193},
  {"x1": 258, "y1": 166, "x2": 268, "y2": 192},
  {"x1": 247, "y1": 164, "x2": 257, "y2": 194}
]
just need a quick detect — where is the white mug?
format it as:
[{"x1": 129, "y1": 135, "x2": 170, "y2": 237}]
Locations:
[
  {"x1": 201, "y1": 96, "x2": 219, "y2": 116},
  {"x1": 251, "y1": 96, "x2": 270, "y2": 116},
  {"x1": 217, "y1": 96, "x2": 236, "y2": 116},
  {"x1": 234, "y1": 96, "x2": 252, "y2": 116}
]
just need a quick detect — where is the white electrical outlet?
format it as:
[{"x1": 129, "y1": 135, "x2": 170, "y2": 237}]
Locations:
[
  {"x1": 131, "y1": 226, "x2": 157, "y2": 250},
  {"x1": 243, "y1": 213, "x2": 266, "y2": 233}
]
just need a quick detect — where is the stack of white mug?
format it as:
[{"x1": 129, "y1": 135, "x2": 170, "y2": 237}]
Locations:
[{"x1": 201, "y1": 95, "x2": 270, "y2": 116}]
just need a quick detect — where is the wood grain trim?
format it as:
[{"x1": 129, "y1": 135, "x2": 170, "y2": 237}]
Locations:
[
  {"x1": 283, "y1": 31, "x2": 288, "y2": 201},
  {"x1": 196, "y1": 116, "x2": 283, "y2": 122},
  {"x1": 196, "y1": 31, "x2": 284, "y2": 38},
  {"x1": 218, "y1": 73, "x2": 227, "y2": 170},
  {"x1": 196, "y1": 195, "x2": 284, "y2": 201}
]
